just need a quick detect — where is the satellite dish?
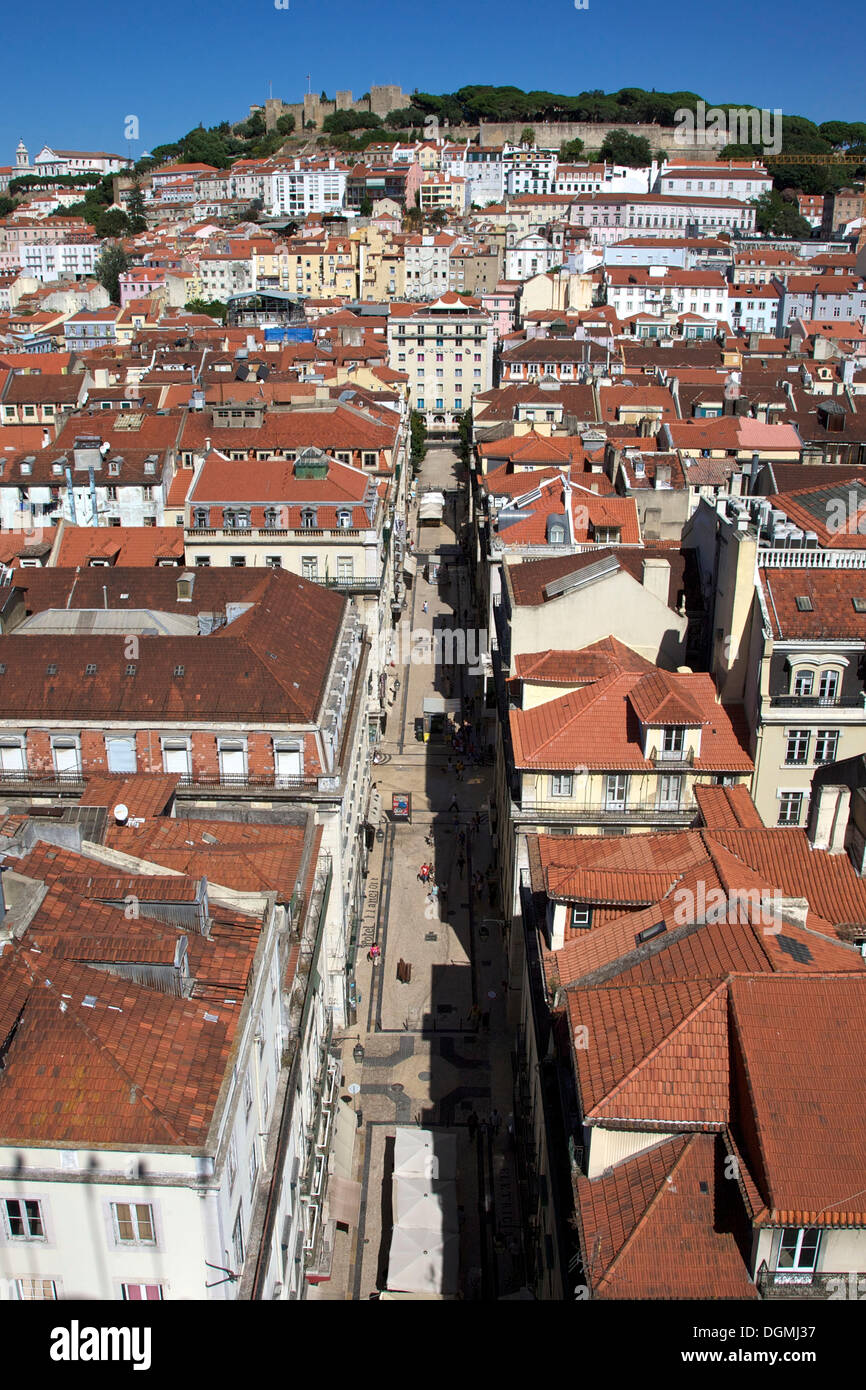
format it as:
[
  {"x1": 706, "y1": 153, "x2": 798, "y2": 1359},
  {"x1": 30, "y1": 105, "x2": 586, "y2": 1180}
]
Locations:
[{"x1": 113, "y1": 803, "x2": 129, "y2": 824}]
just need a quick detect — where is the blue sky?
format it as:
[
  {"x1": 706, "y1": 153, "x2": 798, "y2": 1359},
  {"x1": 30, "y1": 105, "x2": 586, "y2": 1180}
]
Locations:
[{"x1": 3, "y1": 0, "x2": 862, "y2": 165}]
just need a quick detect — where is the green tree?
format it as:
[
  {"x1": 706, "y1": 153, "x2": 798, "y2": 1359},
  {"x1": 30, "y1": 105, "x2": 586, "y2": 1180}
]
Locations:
[
  {"x1": 751, "y1": 190, "x2": 812, "y2": 238},
  {"x1": 359, "y1": 197, "x2": 373, "y2": 217},
  {"x1": 0, "y1": 195, "x2": 15, "y2": 218},
  {"x1": 94, "y1": 244, "x2": 129, "y2": 303},
  {"x1": 275, "y1": 113, "x2": 296, "y2": 136},
  {"x1": 184, "y1": 298, "x2": 227, "y2": 322},
  {"x1": 559, "y1": 138, "x2": 585, "y2": 159},
  {"x1": 126, "y1": 182, "x2": 147, "y2": 234},
  {"x1": 598, "y1": 130, "x2": 653, "y2": 166},
  {"x1": 520, "y1": 127, "x2": 536, "y2": 145},
  {"x1": 94, "y1": 207, "x2": 131, "y2": 238},
  {"x1": 410, "y1": 410, "x2": 427, "y2": 467}
]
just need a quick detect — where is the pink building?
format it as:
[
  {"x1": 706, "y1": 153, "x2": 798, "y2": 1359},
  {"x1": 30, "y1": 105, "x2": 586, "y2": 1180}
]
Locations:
[
  {"x1": 119, "y1": 265, "x2": 167, "y2": 307},
  {"x1": 481, "y1": 281, "x2": 522, "y2": 340}
]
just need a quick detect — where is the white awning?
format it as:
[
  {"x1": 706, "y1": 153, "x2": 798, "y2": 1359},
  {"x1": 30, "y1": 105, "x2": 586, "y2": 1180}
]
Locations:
[
  {"x1": 393, "y1": 1127, "x2": 457, "y2": 1181},
  {"x1": 402, "y1": 553, "x2": 417, "y2": 576},
  {"x1": 392, "y1": 1176, "x2": 459, "y2": 1234},
  {"x1": 386, "y1": 1226, "x2": 460, "y2": 1296}
]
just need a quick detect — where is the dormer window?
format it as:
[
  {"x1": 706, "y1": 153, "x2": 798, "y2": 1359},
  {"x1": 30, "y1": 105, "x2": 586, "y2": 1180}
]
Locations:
[
  {"x1": 301, "y1": 508, "x2": 317, "y2": 529},
  {"x1": 336, "y1": 510, "x2": 352, "y2": 529},
  {"x1": 548, "y1": 524, "x2": 565, "y2": 544},
  {"x1": 263, "y1": 508, "x2": 280, "y2": 529},
  {"x1": 193, "y1": 508, "x2": 209, "y2": 528},
  {"x1": 793, "y1": 670, "x2": 813, "y2": 698}
]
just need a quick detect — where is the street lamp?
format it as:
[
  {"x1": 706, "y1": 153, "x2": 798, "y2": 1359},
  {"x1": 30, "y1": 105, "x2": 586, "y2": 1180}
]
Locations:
[{"x1": 353, "y1": 1041, "x2": 365, "y2": 1064}]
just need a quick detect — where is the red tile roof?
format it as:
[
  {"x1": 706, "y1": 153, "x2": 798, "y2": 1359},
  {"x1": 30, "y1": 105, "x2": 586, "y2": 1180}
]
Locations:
[
  {"x1": 575, "y1": 1134, "x2": 759, "y2": 1299},
  {"x1": 510, "y1": 670, "x2": 751, "y2": 772},
  {"x1": 730, "y1": 974, "x2": 866, "y2": 1225}
]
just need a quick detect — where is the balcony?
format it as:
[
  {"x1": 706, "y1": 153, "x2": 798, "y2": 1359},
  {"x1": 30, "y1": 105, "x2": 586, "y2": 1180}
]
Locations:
[
  {"x1": 313, "y1": 575, "x2": 381, "y2": 592},
  {"x1": 769, "y1": 693, "x2": 864, "y2": 709},
  {"x1": 513, "y1": 798, "x2": 697, "y2": 824},
  {"x1": 756, "y1": 1264, "x2": 866, "y2": 1301},
  {"x1": 648, "y1": 743, "x2": 695, "y2": 767}
]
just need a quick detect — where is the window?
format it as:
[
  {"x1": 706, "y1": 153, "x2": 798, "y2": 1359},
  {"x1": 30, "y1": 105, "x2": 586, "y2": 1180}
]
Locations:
[
  {"x1": 814, "y1": 729, "x2": 839, "y2": 764},
  {"x1": 275, "y1": 742, "x2": 302, "y2": 786},
  {"x1": 301, "y1": 556, "x2": 318, "y2": 580},
  {"x1": 777, "y1": 1227, "x2": 820, "y2": 1274},
  {"x1": 218, "y1": 740, "x2": 246, "y2": 781},
  {"x1": 232, "y1": 1209, "x2": 245, "y2": 1268},
  {"x1": 106, "y1": 737, "x2": 136, "y2": 774},
  {"x1": 818, "y1": 670, "x2": 839, "y2": 703},
  {"x1": 243, "y1": 1070, "x2": 254, "y2": 1118},
  {"x1": 230, "y1": 555, "x2": 246, "y2": 567},
  {"x1": 336, "y1": 510, "x2": 352, "y2": 529},
  {"x1": 51, "y1": 737, "x2": 80, "y2": 777},
  {"x1": 162, "y1": 739, "x2": 191, "y2": 776},
  {"x1": 122, "y1": 1284, "x2": 163, "y2": 1300},
  {"x1": 112, "y1": 1203, "x2": 155, "y2": 1245},
  {"x1": 605, "y1": 774, "x2": 628, "y2": 810},
  {"x1": 300, "y1": 508, "x2": 317, "y2": 529},
  {"x1": 778, "y1": 791, "x2": 803, "y2": 826},
  {"x1": 15, "y1": 1278, "x2": 56, "y2": 1300},
  {"x1": 195, "y1": 555, "x2": 211, "y2": 567},
  {"x1": 4, "y1": 1198, "x2": 44, "y2": 1239},
  {"x1": 227, "y1": 1135, "x2": 238, "y2": 1191},
  {"x1": 793, "y1": 670, "x2": 813, "y2": 697},
  {"x1": 657, "y1": 774, "x2": 682, "y2": 810},
  {"x1": 785, "y1": 729, "x2": 810, "y2": 764},
  {"x1": 249, "y1": 1144, "x2": 259, "y2": 1188},
  {"x1": 266, "y1": 555, "x2": 282, "y2": 568},
  {"x1": 337, "y1": 556, "x2": 354, "y2": 580},
  {"x1": 550, "y1": 774, "x2": 573, "y2": 798}
]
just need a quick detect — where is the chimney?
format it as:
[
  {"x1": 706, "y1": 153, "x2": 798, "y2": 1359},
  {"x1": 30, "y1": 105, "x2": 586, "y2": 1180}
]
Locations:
[
  {"x1": 808, "y1": 783, "x2": 851, "y2": 854},
  {"x1": 204, "y1": 436, "x2": 211, "y2": 454},
  {"x1": 641, "y1": 556, "x2": 670, "y2": 606},
  {"x1": 654, "y1": 463, "x2": 671, "y2": 489}
]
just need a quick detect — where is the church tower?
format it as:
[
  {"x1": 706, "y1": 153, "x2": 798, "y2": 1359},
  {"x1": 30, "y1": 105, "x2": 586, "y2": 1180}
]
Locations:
[{"x1": 15, "y1": 139, "x2": 29, "y2": 171}]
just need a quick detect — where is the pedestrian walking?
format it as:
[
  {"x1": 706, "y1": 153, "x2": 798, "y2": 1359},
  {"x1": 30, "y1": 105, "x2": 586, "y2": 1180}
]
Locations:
[
  {"x1": 449, "y1": 793, "x2": 459, "y2": 812},
  {"x1": 457, "y1": 853, "x2": 465, "y2": 876},
  {"x1": 490, "y1": 1108, "x2": 501, "y2": 1136},
  {"x1": 456, "y1": 760, "x2": 464, "y2": 782},
  {"x1": 422, "y1": 601, "x2": 428, "y2": 614},
  {"x1": 467, "y1": 1110, "x2": 479, "y2": 1142},
  {"x1": 481, "y1": 1009, "x2": 490, "y2": 1032}
]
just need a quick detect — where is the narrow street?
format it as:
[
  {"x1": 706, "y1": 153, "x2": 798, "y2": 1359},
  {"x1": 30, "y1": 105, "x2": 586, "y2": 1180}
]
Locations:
[{"x1": 312, "y1": 444, "x2": 526, "y2": 1301}]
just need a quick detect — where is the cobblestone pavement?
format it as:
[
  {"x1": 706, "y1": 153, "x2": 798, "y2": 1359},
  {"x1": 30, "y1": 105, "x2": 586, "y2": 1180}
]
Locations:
[{"x1": 310, "y1": 446, "x2": 526, "y2": 1302}]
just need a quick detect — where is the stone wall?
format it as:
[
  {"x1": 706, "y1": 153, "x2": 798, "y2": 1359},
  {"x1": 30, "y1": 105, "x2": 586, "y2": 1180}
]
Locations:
[
  {"x1": 262, "y1": 85, "x2": 410, "y2": 132},
  {"x1": 475, "y1": 120, "x2": 716, "y2": 158}
]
